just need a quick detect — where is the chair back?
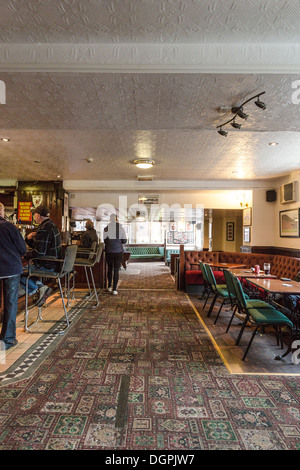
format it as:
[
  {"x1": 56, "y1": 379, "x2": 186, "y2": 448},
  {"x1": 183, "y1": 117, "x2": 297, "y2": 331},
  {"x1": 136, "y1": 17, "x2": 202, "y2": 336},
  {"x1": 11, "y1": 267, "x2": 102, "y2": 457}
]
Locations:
[
  {"x1": 88, "y1": 241, "x2": 98, "y2": 260},
  {"x1": 231, "y1": 275, "x2": 248, "y2": 311},
  {"x1": 199, "y1": 261, "x2": 209, "y2": 283},
  {"x1": 223, "y1": 269, "x2": 236, "y2": 298},
  {"x1": 95, "y1": 243, "x2": 104, "y2": 264},
  {"x1": 205, "y1": 264, "x2": 217, "y2": 291},
  {"x1": 61, "y1": 245, "x2": 78, "y2": 274},
  {"x1": 88, "y1": 242, "x2": 104, "y2": 267}
]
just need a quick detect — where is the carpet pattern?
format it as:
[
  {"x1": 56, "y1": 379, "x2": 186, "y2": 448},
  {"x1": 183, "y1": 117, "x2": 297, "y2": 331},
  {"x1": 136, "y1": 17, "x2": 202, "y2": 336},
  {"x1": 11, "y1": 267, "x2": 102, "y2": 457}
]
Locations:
[
  {"x1": 119, "y1": 261, "x2": 175, "y2": 290},
  {"x1": 0, "y1": 263, "x2": 299, "y2": 450}
]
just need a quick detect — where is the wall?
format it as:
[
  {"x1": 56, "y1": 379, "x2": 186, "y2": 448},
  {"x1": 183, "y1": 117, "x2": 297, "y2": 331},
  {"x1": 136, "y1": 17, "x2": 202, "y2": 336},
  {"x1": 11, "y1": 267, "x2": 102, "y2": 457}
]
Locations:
[
  {"x1": 212, "y1": 215, "x2": 243, "y2": 252},
  {"x1": 274, "y1": 171, "x2": 300, "y2": 249},
  {"x1": 68, "y1": 189, "x2": 253, "y2": 212},
  {"x1": 250, "y1": 171, "x2": 300, "y2": 250}
]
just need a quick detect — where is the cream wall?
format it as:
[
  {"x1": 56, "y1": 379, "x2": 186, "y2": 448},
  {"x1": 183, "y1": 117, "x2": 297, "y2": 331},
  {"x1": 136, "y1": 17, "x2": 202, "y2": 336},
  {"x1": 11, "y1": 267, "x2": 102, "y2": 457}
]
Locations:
[
  {"x1": 212, "y1": 215, "x2": 243, "y2": 252},
  {"x1": 251, "y1": 171, "x2": 300, "y2": 249},
  {"x1": 68, "y1": 189, "x2": 253, "y2": 212},
  {"x1": 273, "y1": 170, "x2": 300, "y2": 249}
]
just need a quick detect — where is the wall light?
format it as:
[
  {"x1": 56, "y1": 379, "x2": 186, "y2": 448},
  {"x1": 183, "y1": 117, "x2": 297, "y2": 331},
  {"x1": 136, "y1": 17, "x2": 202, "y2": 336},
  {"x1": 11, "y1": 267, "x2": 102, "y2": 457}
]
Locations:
[{"x1": 134, "y1": 159, "x2": 155, "y2": 169}]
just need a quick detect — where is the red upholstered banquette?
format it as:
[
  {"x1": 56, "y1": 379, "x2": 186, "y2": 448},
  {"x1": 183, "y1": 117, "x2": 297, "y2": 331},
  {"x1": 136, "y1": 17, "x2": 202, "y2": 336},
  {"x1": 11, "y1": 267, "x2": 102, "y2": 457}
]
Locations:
[{"x1": 180, "y1": 250, "x2": 300, "y2": 290}]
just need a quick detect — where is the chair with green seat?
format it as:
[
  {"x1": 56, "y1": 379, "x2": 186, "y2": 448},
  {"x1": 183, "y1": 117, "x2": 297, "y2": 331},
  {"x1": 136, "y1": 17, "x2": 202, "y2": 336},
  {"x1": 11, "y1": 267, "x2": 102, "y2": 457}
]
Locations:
[
  {"x1": 199, "y1": 261, "x2": 213, "y2": 309},
  {"x1": 224, "y1": 269, "x2": 271, "y2": 334},
  {"x1": 204, "y1": 263, "x2": 230, "y2": 324},
  {"x1": 231, "y1": 275, "x2": 293, "y2": 361}
]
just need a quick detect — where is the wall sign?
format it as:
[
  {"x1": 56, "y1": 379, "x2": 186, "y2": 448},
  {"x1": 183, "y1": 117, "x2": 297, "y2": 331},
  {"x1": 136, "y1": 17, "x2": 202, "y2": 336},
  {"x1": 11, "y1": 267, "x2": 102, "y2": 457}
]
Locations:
[{"x1": 18, "y1": 202, "x2": 32, "y2": 222}]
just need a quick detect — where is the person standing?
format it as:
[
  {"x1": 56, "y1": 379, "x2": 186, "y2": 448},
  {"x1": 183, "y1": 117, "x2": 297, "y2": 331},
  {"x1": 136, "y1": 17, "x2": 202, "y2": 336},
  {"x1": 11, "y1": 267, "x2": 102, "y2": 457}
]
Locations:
[
  {"x1": 0, "y1": 203, "x2": 27, "y2": 350},
  {"x1": 103, "y1": 214, "x2": 127, "y2": 295},
  {"x1": 20, "y1": 205, "x2": 62, "y2": 306}
]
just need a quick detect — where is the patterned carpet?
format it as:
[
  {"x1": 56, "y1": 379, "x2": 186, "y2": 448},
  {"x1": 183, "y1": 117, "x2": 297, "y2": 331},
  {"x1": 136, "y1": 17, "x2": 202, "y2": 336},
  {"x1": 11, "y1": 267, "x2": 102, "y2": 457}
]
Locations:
[{"x1": 0, "y1": 262, "x2": 299, "y2": 450}]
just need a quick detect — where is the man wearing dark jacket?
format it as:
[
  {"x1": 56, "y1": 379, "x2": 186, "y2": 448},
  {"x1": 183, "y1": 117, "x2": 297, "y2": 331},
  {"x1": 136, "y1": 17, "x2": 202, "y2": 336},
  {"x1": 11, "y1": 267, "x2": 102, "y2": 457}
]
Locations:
[
  {"x1": 0, "y1": 203, "x2": 27, "y2": 349},
  {"x1": 103, "y1": 214, "x2": 127, "y2": 295},
  {"x1": 20, "y1": 205, "x2": 62, "y2": 306}
]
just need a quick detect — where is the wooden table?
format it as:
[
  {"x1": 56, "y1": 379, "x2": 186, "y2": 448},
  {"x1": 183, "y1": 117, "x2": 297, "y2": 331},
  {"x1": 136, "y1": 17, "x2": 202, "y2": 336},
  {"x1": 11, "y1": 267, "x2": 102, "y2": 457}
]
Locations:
[
  {"x1": 190, "y1": 262, "x2": 246, "y2": 270},
  {"x1": 230, "y1": 269, "x2": 276, "y2": 279},
  {"x1": 246, "y1": 278, "x2": 300, "y2": 296},
  {"x1": 207, "y1": 262, "x2": 246, "y2": 270}
]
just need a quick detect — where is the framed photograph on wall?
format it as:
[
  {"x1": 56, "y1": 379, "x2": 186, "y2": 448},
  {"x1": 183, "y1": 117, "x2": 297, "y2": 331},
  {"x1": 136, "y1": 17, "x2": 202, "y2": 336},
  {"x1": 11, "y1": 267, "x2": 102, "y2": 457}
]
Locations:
[
  {"x1": 226, "y1": 222, "x2": 235, "y2": 241},
  {"x1": 243, "y1": 207, "x2": 252, "y2": 226},
  {"x1": 279, "y1": 208, "x2": 300, "y2": 237},
  {"x1": 243, "y1": 226, "x2": 251, "y2": 243}
]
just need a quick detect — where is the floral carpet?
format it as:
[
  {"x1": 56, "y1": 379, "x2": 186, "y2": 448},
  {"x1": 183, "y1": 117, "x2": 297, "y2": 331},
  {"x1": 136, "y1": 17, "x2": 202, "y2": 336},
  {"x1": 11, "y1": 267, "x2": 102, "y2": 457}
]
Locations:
[{"x1": 0, "y1": 263, "x2": 299, "y2": 451}]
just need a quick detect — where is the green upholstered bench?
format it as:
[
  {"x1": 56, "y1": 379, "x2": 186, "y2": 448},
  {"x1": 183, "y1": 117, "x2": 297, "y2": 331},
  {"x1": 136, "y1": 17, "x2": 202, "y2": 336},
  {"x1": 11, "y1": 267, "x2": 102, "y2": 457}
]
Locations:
[
  {"x1": 128, "y1": 246, "x2": 164, "y2": 260},
  {"x1": 166, "y1": 249, "x2": 180, "y2": 264}
]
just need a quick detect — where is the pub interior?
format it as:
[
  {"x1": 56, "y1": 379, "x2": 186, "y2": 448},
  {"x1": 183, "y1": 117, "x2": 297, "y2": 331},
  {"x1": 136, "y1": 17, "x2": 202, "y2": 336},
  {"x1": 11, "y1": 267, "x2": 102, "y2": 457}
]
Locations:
[{"x1": 0, "y1": 1, "x2": 300, "y2": 452}]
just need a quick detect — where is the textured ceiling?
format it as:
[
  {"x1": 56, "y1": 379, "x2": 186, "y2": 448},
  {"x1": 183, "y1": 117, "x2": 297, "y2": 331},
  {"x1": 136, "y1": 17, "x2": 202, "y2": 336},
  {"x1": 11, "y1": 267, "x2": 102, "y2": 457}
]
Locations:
[{"x1": 0, "y1": 0, "x2": 300, "y2": 188}]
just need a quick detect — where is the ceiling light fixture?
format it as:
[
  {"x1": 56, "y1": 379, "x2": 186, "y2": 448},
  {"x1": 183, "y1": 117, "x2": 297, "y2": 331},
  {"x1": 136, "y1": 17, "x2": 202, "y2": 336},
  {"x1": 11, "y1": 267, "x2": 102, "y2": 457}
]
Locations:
[
  {"x1": 231, "y1": 107, "x2": 248, "y2": 120},
  {"x1": 269, "y1": 142, "x2": 278, "y2": 146},
  {"x1": 134, "y1": 159, "x2": 155, "y2": 169},
  {"x1": 254, "y1": 97, "x2": 266, "y2": 110},
  {"x1": 1, "y1": 137, "x2": 10, "y2": 142},
  {"x1": 217, "y1": 127, "x2": 228, "y2": 137},
  {"x1": 216, "y1": 92, "x2": 266, "y2": 136},
  {"x1": 230, "y1": 119, "x2": 241, "y2": 129}
]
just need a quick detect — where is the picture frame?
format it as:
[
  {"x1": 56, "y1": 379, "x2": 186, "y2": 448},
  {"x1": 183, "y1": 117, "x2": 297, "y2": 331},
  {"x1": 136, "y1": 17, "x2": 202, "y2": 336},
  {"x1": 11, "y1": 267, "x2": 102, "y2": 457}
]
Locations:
[
  {"x1": 226, "y1": 222, "x2": 234, "y2": 241},
  {"x1": 243, "y1": 207, "x2": 252, "y2": 226},
  {"x1": 243, "y1": 226, "x2": 251, "y2": 243},
  {"x1": 279, "y1": 208, "x2": 300, "y2": 237}
]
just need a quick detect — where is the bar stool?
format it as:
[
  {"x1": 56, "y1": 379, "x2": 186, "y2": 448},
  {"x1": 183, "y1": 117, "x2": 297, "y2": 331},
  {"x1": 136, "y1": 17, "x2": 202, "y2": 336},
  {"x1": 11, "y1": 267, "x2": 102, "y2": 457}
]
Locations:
[
  {"x1": 24, "y1": 245, "x2": 78, "y2": 334},
  {"x1": 73, "y1": 243, "x2": 104, "y2": 308}
]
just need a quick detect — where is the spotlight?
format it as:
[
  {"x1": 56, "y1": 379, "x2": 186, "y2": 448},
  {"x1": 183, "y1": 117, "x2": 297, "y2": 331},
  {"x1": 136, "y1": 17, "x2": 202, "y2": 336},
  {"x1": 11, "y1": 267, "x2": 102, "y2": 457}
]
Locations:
[
  {"x1": 231, "y1": 120, "x2": 241, "y2": 129},
  {"x1": 232, "y1": 107, "x2": 248, "y2": 120},
  {"x1": 217, "y1": 128, "x2": 228, "y2": 137},
  {"x1": 217, "y1": 91, "x2": 266, "y2": 137},
  {"x1": 254, "y1": 98, "x2": 266, "y2": 110}
]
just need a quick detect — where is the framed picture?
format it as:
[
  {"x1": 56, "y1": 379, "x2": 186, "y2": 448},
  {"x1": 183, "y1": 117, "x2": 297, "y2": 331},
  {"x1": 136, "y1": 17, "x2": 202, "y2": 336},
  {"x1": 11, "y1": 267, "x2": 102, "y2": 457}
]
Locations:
[
  {"x1": 243, "y1": 207, "x2": 252, "y2": 226},
  {"x1": 279, "y1": 208, "x2": 300, "y2": 237},
  {"x1": 226, "y1": 222, "x2": 234, "y2": 241},
  {"x1": 243, "y1": 226, "x2": 251, "y2": 243}
]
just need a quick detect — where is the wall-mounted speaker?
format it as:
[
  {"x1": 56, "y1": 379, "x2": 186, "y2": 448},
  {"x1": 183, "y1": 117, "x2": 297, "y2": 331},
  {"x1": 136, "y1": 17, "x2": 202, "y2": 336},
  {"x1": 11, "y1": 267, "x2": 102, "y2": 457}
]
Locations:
[{"x1": 266, "y1": 189, "x2": 276, "y2": 202}]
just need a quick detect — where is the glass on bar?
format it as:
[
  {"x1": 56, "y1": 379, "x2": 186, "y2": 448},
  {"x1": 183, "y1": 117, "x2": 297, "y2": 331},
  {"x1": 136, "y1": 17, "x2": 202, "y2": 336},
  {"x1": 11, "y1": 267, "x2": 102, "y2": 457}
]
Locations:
[{"x1": 264, "y1": 263, "x2": 271, "y2": 275}]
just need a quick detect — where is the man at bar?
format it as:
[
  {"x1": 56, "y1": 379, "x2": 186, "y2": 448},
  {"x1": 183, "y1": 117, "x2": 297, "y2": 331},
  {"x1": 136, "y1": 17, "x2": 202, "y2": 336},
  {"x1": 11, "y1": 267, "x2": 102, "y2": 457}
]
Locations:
[
  {"x1": 77, "y1": 219, "x2": 98, "y2": 249},
  {"x1": 0, "y1": 203, "x2": 27, "y2": 349},
  {"x1": 20, "y1": 205, "x2": 62, "y2": 306}
]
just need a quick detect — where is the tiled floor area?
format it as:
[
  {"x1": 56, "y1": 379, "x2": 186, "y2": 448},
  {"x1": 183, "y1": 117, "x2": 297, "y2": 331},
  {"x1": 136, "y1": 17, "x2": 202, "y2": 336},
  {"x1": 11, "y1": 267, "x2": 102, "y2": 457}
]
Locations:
[{"x1": 0, "y1": 289, "x2": 91, "y2": 382}]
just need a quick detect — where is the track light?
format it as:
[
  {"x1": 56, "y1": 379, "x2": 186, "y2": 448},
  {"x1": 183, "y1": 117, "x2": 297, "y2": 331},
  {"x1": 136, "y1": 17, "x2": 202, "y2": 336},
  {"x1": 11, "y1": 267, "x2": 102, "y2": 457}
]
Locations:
[
  {"x1": 217, "y1": 127, "x2": 228, "y2": 137},
  {"x1": 216, "y1": 91, "x2": 266, "y2": 137},
  {"x1": 231, "y1": 119, "x2": 241, "y2": 129},
  {"x1": 254, "y1": 97, "x2": 266, "y2": 110},
  {"x1": 232, "y1": 107, "x2": 248, "y2": 120}
]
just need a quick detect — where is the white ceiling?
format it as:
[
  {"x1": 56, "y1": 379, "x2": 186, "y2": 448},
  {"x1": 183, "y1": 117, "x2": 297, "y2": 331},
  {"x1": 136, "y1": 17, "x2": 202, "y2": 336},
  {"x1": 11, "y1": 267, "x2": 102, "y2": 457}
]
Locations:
[{"x1": 0, "y1": 0, "x2": 300, "y2": 190}]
